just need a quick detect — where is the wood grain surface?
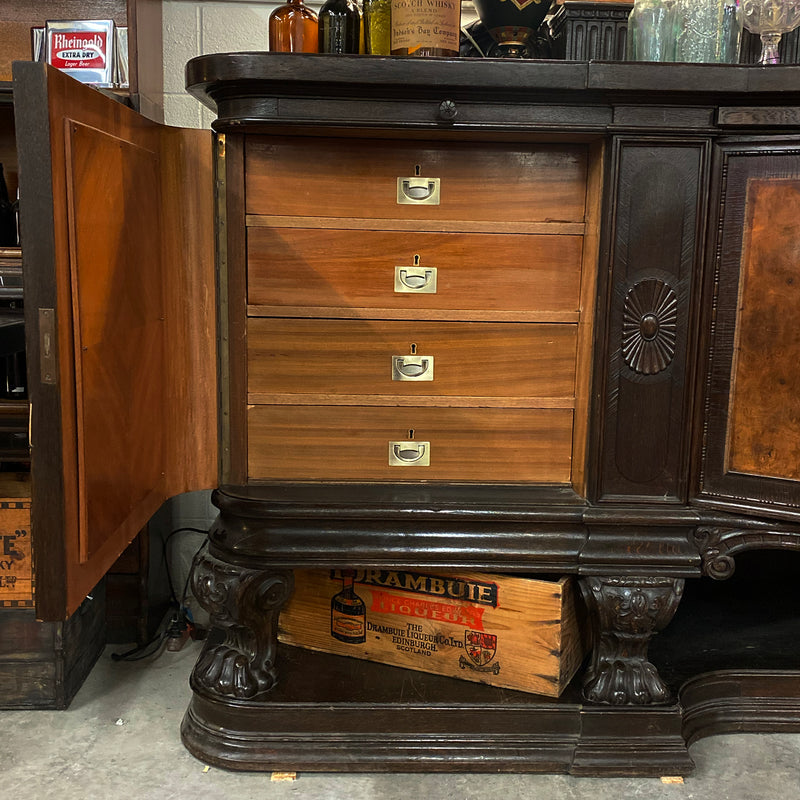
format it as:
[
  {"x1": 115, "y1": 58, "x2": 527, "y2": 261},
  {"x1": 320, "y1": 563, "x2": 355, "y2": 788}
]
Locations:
[
  {"x1": 245, "y1": 136, "x2": 588, "y2": 223},
  {"x1": 248, "y1": 405, "x2": 573, "y2": 482},
  {"x1": 246, "y1": 227, "x2": 584, "y2": 316},
  {"x1": 247, "y1": 318, "x2": 577, "y2": 399}
]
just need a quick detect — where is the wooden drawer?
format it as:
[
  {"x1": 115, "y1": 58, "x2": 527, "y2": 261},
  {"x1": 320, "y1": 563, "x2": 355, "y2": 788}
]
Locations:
[
  {"x1": 247, "y1": 319, "x2": 577, "y2": 401},
  {"x1": 247, "y1": 405, "x2": 573, "y2": 482},
  {"x1": 245, "y1": 137, "x2": 588, "y2": 224},
  {"x1": 247, "y1": 228, "x2": 584, "y2": 318}
]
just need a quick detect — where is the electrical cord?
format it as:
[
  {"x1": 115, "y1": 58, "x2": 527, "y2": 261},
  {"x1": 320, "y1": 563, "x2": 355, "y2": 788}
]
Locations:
[
  {"x1": 111, "y1": 526, "x2": 210, "y2": 662},
  {"x1": 161, "y1": 526, "x2": 209, "y2": 607},
  {"x1": 110, "y1": 606, "x2": 173, "y2": 662}
]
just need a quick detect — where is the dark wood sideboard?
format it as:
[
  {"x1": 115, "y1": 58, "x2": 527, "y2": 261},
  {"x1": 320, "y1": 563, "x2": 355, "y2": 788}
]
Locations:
[{"x1": 13, "y1": 53, "x2": 800, "y2": 772}]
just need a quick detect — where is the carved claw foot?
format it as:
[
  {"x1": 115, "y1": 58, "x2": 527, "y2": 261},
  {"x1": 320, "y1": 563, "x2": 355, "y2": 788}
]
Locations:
[
  {"x1": 580, "y1": 576, "x2": 684, "y2": 705},
  {"x1": 190, "y1": 551, "x2": 294, "y2": 700}
]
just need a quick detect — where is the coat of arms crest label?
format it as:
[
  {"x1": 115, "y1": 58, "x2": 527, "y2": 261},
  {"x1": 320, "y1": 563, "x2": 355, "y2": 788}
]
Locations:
[{"x1": 459, "y1": 629, "x2": 501, "y2": 674}]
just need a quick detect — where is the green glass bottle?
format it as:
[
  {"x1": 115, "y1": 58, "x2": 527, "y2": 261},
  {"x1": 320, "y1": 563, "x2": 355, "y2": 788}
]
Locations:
[{"x1": 364, "y1": 0, "x2": 391, "y2": 54}]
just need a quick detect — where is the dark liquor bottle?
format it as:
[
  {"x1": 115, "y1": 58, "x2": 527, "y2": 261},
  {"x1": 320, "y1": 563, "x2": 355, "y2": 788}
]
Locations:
[
  {"x1": 269, "y1": 0, "x2": 320, "y2": 53},
  {"x1": 0, "y1": 164, "x2": 17, "y2": 247},
  {"x1": 319, "y1": 0, "x2": 361, "y2": 54},
  {"x1": 331, "y1": 570, "x2": 366, "y2": 643}
]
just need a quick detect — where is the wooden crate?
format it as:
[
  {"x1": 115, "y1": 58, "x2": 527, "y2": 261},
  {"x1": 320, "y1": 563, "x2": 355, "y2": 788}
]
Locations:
[
  {"x1": 279, "y1": 568, "x2": 587, "y2": 697},
  {"x1": 0, "y1": 475, "x2": 106, "y2": 709},
  {"x1": 0, "y1": 484, "x2": 32, "y2": 608}
]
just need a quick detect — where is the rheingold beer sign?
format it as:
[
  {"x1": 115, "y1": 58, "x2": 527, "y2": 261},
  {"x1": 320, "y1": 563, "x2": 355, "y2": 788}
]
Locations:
[{"x1": 45, "y1": 20, "x2": 115, "y2": 86}]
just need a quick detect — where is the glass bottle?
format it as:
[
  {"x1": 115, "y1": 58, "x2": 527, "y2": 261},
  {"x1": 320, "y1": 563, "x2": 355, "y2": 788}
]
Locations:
[
  {"x1": 626, "y1": 0, "x2": 679, "y2": 61},
  {"x1": 319, "y1": 0, "x2": 361, "y2": 53},
  {"x1": 269, "y1": 0, "x2": 320, "y2": 53},
  {"x1": 674, "y1": 0, "x2": 742, "y2": 62},
  {"x1": 0, "y1": 165, "x2": 17, "y2": 247},
  {"x1": 331, "y1": 570, "x2": 366, "y2": 644},
  {"x1": 390, "y1": 0, "x2": 461, "y2": 57},
  {"x1": 364, "y1": 0, "x2": 392, "y2": 54}
]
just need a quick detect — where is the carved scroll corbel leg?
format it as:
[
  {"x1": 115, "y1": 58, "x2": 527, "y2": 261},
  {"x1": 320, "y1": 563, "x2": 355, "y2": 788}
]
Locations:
[
  {"x1": 189, "y1": 550, "x2": 294, "y2": 700},
  {"x1": 579, "y1": 576, "x2": 684, "y2": 705}
]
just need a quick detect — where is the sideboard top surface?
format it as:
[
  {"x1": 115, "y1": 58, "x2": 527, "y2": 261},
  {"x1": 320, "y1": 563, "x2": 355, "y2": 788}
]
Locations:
[{"x1": 186, "y1": 53, "x2": 800, "y2": 135}]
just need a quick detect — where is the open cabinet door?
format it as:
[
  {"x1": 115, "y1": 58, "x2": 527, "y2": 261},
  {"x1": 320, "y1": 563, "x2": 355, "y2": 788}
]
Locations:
[{"x1": 13, "y1": 62, "x2": 217, "y2": 620}]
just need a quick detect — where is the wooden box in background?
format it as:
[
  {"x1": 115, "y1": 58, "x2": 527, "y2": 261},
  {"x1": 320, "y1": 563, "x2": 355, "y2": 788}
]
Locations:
[
  {"x1": 279, "y1": 569, "x2": 587, "y2": 697},
  {"x1": 0, "y1": 490, "x2": 32, "y2": 608},
  {"x1": 0, "y1": 476, "x2": 106, "y2": 709}
]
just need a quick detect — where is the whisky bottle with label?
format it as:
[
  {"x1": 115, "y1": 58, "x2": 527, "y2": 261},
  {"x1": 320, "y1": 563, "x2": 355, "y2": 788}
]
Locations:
[
  {"x1": 390, "y1": 0, "x2": 461, "y2": 56},
  {"x1": 331, "y1": 570, "x2": 366, "y2": 643}
]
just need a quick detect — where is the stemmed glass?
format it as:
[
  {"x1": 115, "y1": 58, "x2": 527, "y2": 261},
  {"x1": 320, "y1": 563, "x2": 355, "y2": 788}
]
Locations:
[{"x1": 741, "y1": 0, "x2": 800, "y2": 63}]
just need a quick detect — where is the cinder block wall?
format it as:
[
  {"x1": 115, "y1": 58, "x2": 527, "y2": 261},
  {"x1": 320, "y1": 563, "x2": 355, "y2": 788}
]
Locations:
[
  {"x1": 161, "y1": 0, "x2": 318, "y2": 127},
  {"x1": 161, "y1": 0, "x2": 478, "y2": 127}
]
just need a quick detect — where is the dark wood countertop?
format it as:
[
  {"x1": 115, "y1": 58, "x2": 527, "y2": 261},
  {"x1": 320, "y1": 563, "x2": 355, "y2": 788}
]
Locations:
[{"x1": 185, "y1": 53, "x2": 800, "y2": 135}]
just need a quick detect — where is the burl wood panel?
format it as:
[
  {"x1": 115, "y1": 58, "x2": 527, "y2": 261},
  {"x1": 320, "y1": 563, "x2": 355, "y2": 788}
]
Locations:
[
  {"x1": 247, "y1": 319, "x2": 577, "y2": 402},
  {"x1": 245, "y1": 137, "x2": 588, "y2": 224},
  {"x1": 727, "y1": 178, "x2": 800, "y2": 481},
  {"x1": 246, "y1": 228, "x2": 583, "y2": 319},
  {"x1": 248, "y1": 405, "x2": 574, "y2": 482}
]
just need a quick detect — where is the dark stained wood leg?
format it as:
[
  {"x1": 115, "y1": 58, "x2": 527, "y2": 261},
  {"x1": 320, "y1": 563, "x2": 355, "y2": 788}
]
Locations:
[
  {"x1": 580, "y1": 576, "x2": 684, "y2": 705},
  {"x1": 190, "y1": 550, "x2": 294, "y2": 700}
]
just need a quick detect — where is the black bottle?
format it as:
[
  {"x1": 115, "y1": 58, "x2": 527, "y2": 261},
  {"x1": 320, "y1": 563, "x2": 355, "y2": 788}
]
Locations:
[
  {"x1": 318, "y1": 0, "x2": 360, "y2": 54},
  {"x1": 0, "y1": 164, "x2": 17, "y2": 247}
]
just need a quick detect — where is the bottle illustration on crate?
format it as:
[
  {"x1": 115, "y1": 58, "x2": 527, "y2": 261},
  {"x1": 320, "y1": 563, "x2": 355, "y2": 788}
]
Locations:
[{"x1": 330, "y1": 569, "x2": 367, "y2": 643}]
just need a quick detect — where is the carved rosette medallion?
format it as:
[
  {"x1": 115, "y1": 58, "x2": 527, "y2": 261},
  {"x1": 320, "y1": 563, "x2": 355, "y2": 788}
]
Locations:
[
  {"x1": 580, "y1": 576, "x2": 684, "y2": 706},
  {"x1": 190, "y1": 551, "x2": 294, "y2": 700},
  {"x1": 622, "y1": 279, "x2": 678, "y2": 375}
]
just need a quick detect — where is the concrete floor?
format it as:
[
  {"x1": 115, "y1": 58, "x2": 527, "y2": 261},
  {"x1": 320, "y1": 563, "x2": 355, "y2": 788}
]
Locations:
[{"x1": 3, "y1": 642, "x2": 800, "y2": 799}]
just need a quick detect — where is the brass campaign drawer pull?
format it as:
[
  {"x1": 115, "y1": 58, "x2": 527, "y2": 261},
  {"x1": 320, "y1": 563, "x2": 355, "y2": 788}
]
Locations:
[
  {"x1": 389, "y1": 441, "x2": 430, "y2": 466},
  {"x1": 395, "y1": 266, "x2": 437, "y2": 293},
  {"x1": 397, "y1": 177, "x2": 440, "y2": 205},
  {"x1": 392, "y1": 355, "x2": 434, "y2": 381}
]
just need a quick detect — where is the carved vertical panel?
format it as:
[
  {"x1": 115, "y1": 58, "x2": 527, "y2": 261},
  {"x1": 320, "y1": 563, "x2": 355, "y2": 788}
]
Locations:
[{"x1": 593, "y1": 140, "x2": 708, "y2": 502}]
